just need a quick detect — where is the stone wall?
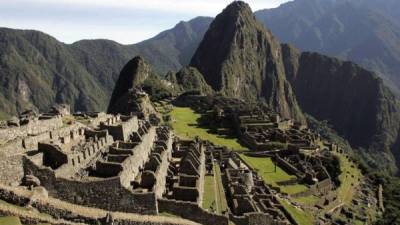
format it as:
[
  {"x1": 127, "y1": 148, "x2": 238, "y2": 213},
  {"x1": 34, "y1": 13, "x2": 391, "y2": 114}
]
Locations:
[
  {"x1": 153, "y1": 131, "x2": 172, "y2": 198},
  {"x1": 230, "y1": 212, "x2": 292, "y2": 225},
  {"x1": 23, "y1": 157, "x2": 158, "y2": 215},
  {"x1": 0, "y1": 185, "x2": 199, "y2": 225},
  {"x1": 274, "y1": 156, "x2": 303, "y2": 177},
  {"x1": 158, "y1": 199, "x2": 229, "y2": 225},
  {"x1": 22, "y1": 132, "x2": 51, "y2": 150},
  {"x1": 119, "y1": 127, "x2": 156, "y2": 188},
  {"x1": 100, "y1": 116, "x2": 138, "y2": 141},
  {"x1": 0, "y1": 155, "x2": 24, "y2": 186},
  {"x1": 0, "y1": 116, "x2": 62, "y2": 145}
]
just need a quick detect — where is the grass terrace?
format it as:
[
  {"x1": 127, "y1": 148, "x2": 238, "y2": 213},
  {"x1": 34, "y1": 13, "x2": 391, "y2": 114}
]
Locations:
[
  {"x1": 202, "y1": 162, "x2": 228, "y2": 214},
  {"x1": 335, "y1": 151, "x2": 362, "y2": 204},
  {"x1": 0, "y1": 216, "x2": 22, "y2": 225},
  {"x1": 294, "y1": 195, "x2": 320, "y2": 206},
  {"x1": 240, "y1": 155, "x2": 290, "y2": 183},
  {"x1": 279, "y1": 199, "x2": 314, "y2": 225},
  {"x1": 169, "y1": 107, "x2": 248, "y2": 151},
  {"x1": 240, "y1": 154, "x2": 309, "y2": 195},
  {"x1": 239, "y1": 155, "x2": 315, "y2": 225},
  {"x1": 202, "y1": 175, "x2": 216, "y2": 212}
]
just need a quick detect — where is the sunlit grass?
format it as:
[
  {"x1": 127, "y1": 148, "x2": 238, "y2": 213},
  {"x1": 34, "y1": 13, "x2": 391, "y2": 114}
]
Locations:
[
  {"x1": 279, "y1": 199, "x2": 314, "y2": 225},
  {"x1": 202, "y1": 175, "x2": 216, "y2": 212},
  {"x1": 169, "y1": 107, "x2": 248, "y2": 151},
  {"x1": 0, "y1": 217, "x2": 22, "y2": 225},
  {"x1": 335, "y1": 151, "x2": 362, "y2": 204},
  {"x1": 294, "y1": 195, "x2": 320, "y2": 206},
  {"x1": 240, "y1": 155, "x2": 293, "y2": 184}
]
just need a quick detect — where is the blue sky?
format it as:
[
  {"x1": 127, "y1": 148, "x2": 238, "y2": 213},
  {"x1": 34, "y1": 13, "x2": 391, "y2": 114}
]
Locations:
[{"x1": 0, "y1": 0, "x2": 290, "y2": 44}]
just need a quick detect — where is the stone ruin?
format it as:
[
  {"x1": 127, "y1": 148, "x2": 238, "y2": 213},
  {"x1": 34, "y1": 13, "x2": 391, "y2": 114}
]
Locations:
[
  {"x1": 0, "y1": 105, "x2": 229, "y2": 225},
  {"x1": 164, "y1": 139, "x2": 205, "y2": 204},
  {"x1": 205, "y1": 144, "x2": 292, "y2": 225},
  {"x1": 0, "y1": 95, "x2": 382, "y2": 225}
]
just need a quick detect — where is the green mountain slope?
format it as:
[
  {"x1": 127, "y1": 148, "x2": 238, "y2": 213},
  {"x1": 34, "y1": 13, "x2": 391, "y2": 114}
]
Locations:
[
  {"x1": 0, "y1": 17, "x2": 212, "y2": 116},
  {"x1": 0, "y1": 28, "x2": 109, "y2": 115}
]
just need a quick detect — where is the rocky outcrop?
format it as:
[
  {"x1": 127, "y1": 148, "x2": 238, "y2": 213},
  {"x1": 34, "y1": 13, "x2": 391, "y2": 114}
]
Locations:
[
  {"x1": 165, "y1": 67, "x2": 213, "y2": 95},
  {"x1": 108, "y1": 56, "x2": 151, "y2": 109},
  {"x1": 107, "y1": 56, "x2": 157, "y2": 116},
  {"x1": 190, "y1": 2, "x2": 305, "y2": 122}
]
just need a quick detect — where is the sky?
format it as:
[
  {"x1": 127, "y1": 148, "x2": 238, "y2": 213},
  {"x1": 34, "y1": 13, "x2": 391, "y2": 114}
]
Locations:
[{"x1": 0, "y1": 0, "x2": 290, "y2": 44}]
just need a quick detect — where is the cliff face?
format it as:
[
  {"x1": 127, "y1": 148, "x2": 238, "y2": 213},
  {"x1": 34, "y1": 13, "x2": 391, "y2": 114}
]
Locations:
[
  {"x1": 255, "y1": 0, "x2": 400, "y2": 95},
  {"x1": 190, "y1": 2, "x2": 304, "y2": 122},
  {"x1": 282, "y1": 44, "x2": 400, "y2": 172},
  {"x1": 165, "y1": 67, "x2": 213, "y2": 95}
]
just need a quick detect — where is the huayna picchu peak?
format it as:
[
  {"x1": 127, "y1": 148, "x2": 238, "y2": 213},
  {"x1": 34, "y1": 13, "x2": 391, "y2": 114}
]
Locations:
[
  {"x1": 1, "y1": 0, "x2": 400, "y2": 225},
  {"x1": 190, "y1": 1, "x2": 305, "y2": 123},
  {"x1": 192, "y1": 1, "x2": 400, "y2": 174}
]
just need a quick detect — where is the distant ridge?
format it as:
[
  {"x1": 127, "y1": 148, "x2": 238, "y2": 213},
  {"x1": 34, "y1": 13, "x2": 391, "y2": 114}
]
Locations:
[{"x1": 0, "y1": 17, "x2": 212, "y2": 116}]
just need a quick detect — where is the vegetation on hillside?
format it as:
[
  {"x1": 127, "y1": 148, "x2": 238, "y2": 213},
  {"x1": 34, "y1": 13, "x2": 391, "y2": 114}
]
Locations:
[
  {"x1": 373, "y1": 175, "x2": 400, "y2": 225},
  {"x1": 0, "y1": 17, "x2": 212, "y2": 115}
]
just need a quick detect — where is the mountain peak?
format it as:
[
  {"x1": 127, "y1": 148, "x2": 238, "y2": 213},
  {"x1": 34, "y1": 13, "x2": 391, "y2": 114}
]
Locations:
[
  {"x1": 223, "y1": 1, "x2": 252, "y2": 15},
  {"x1": 190, "y1": 1, "x2": 305, "y2": 122},
  {"x1": 215, "y1": 1, "x2": 256, "y2": 28}
]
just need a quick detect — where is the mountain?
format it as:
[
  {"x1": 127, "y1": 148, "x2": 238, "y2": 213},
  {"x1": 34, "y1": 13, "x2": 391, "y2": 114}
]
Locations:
[
  {"x1": 190, "y1": 2, "x2": 305, "y2": 122},
  {"x1": 191, "y1": 1, "x2": 400, "y2": 172},
  {"x1": 0, "y1": 16, "x2": 212, "y2": 117},
  {"x1": 282, "y1": 44, "x2": 400, "y2": 172},
  {"x1": 107, "y1": 56, "x2": 164, "y2": 116},
  {"x1": 0, "y1": 28, "x2": 110, "y2": 116},
  {"x1": 255, "y1": 0, "x2": 400, "y2": 94},
  {"x1": 107, "y1": 56, "x2": 153, "y2": 113}
]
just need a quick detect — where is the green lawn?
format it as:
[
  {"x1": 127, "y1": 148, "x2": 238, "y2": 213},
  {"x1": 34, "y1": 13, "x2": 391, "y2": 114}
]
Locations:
[
  {"x1": 202, "y1": 163, "x2": 228, "y2": 214},
  {"x1": 240, "y1": 155, "x2": 314, "y2": 224},
  {"x1": 294, "y1": 195, "x2": 320, "y2": 206},
  {"x1": 0, "y1": 217, "x2": 22, "y2": 225},
  {"x1": 335, "y1": 152, "x2": 361, "y2": 205},
  {"x1": 0, "y1": 111, "x2": 9, "y2": 121},
  {"x1": 280, "y1": 184, "x2": 309, "y2": 195},
  {"x1": 279, "y1": 199, "x2": 314, "y2": 225},
  {"x1": 214, "y1": 162, "x2": 228, "y2": 214},
  {"x1": 169, "y1": 107, "x2": 248, "y2": 151},
  {"x1": 240, "y1": 154, "x2": 308, "y2": 195},
  {"x1": 202, "y1": 175, "x2": 217, "y2": 212},
  {"x1": 240, "y1": 155, "x2": 295, "y2": 186}
]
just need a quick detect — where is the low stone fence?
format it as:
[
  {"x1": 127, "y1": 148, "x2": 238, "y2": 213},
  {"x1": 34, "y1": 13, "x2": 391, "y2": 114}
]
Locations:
[
  {"x1": 158, "y1": 199, "x2": 229, "y2": 225},
  {"x1": 290, "y1": 189, "x2": 313, "y2": 198},
  {"x1": 0, "y1": 116, "x2": 62, "y2": 145},
  {"x1": 24, "y1": 157, "x2": 158, "y2": 215},
  {"x1": 229, "y1": 212, "x2": 292, "y2": 225},
  {"x1": 274, "y1": 156, "x2": 303, "y2": 178},
  {"x1": 0, "y1": 185, "x2": 200, "y2": 225}
]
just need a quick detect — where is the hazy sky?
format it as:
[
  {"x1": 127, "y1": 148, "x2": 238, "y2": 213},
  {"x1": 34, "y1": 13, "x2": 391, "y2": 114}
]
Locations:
[{"x1": 0, "y1": 0, "x2": 290, "y2": 44}]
